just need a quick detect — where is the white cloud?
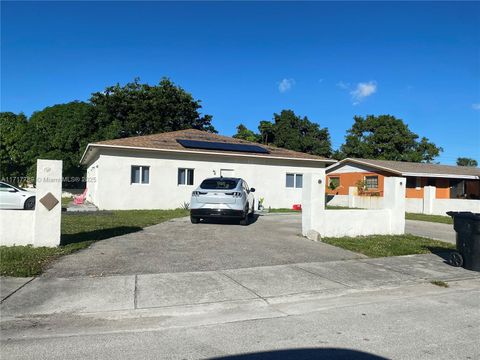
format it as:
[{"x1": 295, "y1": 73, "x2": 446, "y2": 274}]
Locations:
[
  {"x1": 350, "y1": 81, "x2": 377, "y2": 105},
  {"x1": 472, "y1": 103, "x2": 480, "y2": 110},
  {"x1": 336, "y1": 81, "x2": 350, "y2": 90},
  {"x1": 278, "y1": 78, "x2": 295, "y2": 93}
]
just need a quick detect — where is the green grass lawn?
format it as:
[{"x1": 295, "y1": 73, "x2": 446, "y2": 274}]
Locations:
[
  {"x1": 405, "y1": 212, "x2": 453, "y2": 225},
  {"x1": 267, "y1": 208, "x2": 301, "y2": 213},
  {"x1": 322, "y1": 234, "x2": 454, "y2": 258},
  {"x1": 0, "y1": 209, "x2": 189, "y2": 277}
]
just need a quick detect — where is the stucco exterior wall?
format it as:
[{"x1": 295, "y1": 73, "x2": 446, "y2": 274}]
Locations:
[
  {"x1": 325, "y1": 195, "x2": 349, "y2": 207},
  {"x1": 428, "y1": 198, "x2": 480, "y2": 215},
  {"x1": 86, "y1": 149, "x2": 328, "y2": 210},
  {"x1": 0, "y1": 211, "x2": 35, "y2": 246},
  {"x1": 405, "y1": 198, "x2": 423, "y2": 213},
  {"x1": 326, "y1": 164, "x2": 389, "y2": 197}
]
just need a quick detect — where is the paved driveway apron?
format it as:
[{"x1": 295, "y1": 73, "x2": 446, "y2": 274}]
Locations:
[{"x1": 44, "y1": 214, "x2": 363, "y2": 277}]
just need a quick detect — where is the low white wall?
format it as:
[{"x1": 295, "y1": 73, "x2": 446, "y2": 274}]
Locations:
[
  {"x1": 432, "y1": 199, "x2": 480, "y2": 216},
  {"x1": 325, "y1": 195, "x2": 349, "y2": 207},
  {"x1": 316, "y1": 209, "x2": 394, "y2": 237},
  {"x1": 0, "y1": 211, "x2": 34, "y2": 246},
  {"x1": 341, "y1": 185, "x2": 479, "y2": 216},
  {"x1": 302, "y1": 172, "x2": 406, "y2": 239},
  {"x1": 405, "y1": 198, "x2": 423, "y2": 213},
  {"x1": 351, "y1": 195, "x2": 384, "y2": 209}
]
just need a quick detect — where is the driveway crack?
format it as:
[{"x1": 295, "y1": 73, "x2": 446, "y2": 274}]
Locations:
[{"x1": 218, "y1": 272, "x2": 265, "y2": 302}]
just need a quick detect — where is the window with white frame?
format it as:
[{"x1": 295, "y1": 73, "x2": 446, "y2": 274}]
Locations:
[
  {"x1": 365, "y1": 175, "x2": 378, "y2": 189},
  {"x1": 286, "y1": 173, "x2": 303, "y2": 188},
  {"x1": 178, "y1": 168, "x2": 194, "y2": 185},
  {"x1": 131, "y1": 166, "x2": 150, "y2": 184}
]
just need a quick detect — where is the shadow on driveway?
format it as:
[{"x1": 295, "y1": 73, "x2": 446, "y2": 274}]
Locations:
[{"x1": 61, "y1": 226, "x2": 143, "y2": 246}]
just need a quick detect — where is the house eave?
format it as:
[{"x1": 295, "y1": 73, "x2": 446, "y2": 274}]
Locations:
[
  {"x1": 401, "y1": 172, "x2": 479, "y2": 180},
  {"x1": 325, "y1": 158, "x2": 403, "y2": 176}
]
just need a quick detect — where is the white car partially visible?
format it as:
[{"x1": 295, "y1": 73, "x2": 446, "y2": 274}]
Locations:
[{"x1": 0, "y1": 182, "x2": 36, "y2": 210}]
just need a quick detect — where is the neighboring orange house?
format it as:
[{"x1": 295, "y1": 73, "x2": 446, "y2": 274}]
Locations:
[{"x1": 326, "y1": 158, "x2": 480, "y2": 199}]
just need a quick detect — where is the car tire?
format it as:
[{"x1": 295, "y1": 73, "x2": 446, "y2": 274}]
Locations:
[
  {"x1": 24, "y1": 197, "x2": 36, "y2": 210},
  {"x1": 190, "y1": 216, "x2": 200, "y2": 224},
  {"x1": 239, "y1": 205, "x2": 249, "y2": 226},
  {"x1": 248, "y1": 200, "x2": 255, "y2": 218}
]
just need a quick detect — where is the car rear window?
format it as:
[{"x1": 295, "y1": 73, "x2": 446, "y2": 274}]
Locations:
[{"x1": 200, "y1": 179, "x2": 238, "y2": 190}]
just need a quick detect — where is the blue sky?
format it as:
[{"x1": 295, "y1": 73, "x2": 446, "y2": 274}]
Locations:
[{"x1": 2, "y1": 1, "x2": 479, "y2": 164}]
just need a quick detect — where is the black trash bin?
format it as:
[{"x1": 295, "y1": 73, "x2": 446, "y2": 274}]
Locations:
[{"x1": 447, "y1": 212, "x2": 480, "y2": 272}]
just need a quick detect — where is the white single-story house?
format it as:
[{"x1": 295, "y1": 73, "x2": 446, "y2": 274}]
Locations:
[{"x1": 80, "y1": 129, "x2": 335, "y2": 210}]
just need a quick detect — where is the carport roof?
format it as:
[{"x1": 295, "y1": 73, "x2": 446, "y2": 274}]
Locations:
[
  {"x1": 80, "y1": 129, "x2": 336, "y2": 165},
  {"x1": 326, "y1": 158, "x2": 480, "y2": 179}
]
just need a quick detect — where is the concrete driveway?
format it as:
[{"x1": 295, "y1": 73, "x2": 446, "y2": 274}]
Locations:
[
  {"x1": 44, "y1": 214, "x2": 363, "y2": 277},
  {"x1": 405, "y1": 219, "x2": 456, "y2": 244}
]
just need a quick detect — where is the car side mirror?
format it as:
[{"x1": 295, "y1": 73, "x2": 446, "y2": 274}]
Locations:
[
  {"x1": 250, "y1": 188, "x2": 256, "y2": 193},
  {"x1": 8, "y1": 189, "x2": 17, "y2": 193}
]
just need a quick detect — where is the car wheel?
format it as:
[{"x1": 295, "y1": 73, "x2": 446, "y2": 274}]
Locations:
[
  {"x1": 190, "y1": 216, "x2": 200, "y2": 224},
  {"x1": 239, "y1": 205, "x2": 249, "y2": 226},
  {"x1": 248, "y1": 200, "x2": 255, "y2": 218},
  {"x1": 24, "y1": 197, "x2": 36, "y2": 210}
]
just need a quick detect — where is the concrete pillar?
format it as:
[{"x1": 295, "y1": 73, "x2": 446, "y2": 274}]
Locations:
[
  {"x1": 383, "y1": 177, "x2": 406, "y2": 234},
  {"x1": 34, "y1": 159, "x2": 62, "y2": 247},
  {"x1": 423, "y1": 186, "x2": 435, "y2": 215},
  {"x1": 348, "y1": 186, "x2": 357, "y2": 208},
  {"x1": 302, "y1": 171, "x2": 326, "y2": 240}
]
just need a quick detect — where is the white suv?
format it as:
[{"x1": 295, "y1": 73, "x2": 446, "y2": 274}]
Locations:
[
  {"x1": 190, "y1": 177, "x2": 255, "y2": 225},
  {"x1": 0, "y1": 182, "x2": 36, "y2": 210}
]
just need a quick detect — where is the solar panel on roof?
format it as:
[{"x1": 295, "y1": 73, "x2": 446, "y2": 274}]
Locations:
[{"x1": 177, "y1": 139, "x2": 269, "y2": 154}]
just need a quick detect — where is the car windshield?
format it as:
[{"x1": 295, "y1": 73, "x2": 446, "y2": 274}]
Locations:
[{"x1": 200, "y1": 179, "x2": 238, "y2": 190}]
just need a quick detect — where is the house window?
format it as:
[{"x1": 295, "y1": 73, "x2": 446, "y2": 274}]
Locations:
[
  {"x1": 131, "y1": 166, "x2": 150, "y2": 184},
  {"x1": 286, "y1": 173, "x2": 303, "y2": 188},
  {"x1": 178, "y1": 168, "x2": 194, "y2": 185},
  {"x1": 329, "y1": 177, "x2": 340, "y2": 190},
  {"x1": 365, "y1": 176, "x2": 378, "y2": 190}
]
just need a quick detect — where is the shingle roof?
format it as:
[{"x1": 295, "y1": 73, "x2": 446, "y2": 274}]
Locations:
[
  {"x1": 82, "y1": 129, "x2": 334, "y2": 163},
  {"x1": 328, "y1": 158, "x2": 480, "y2": 178}
]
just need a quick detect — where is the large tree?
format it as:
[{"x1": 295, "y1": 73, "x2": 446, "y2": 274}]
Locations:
[
  {"x1": 233, "y1": 124, "x2": 260, "y2": 142},
  {"x1": 269, "y1": 110, "x2": 332, "y2": 157},
  {"x1": 0, "y1": 112, "x2": 30, "y2": 181},
  {"x1": 233, "y1": 110, "x2": 332, "y2": 157},
  {"x1": 26, "y1": 101, "x2": 97, "y2": 182},
  {"x1": 457, "y1": 157, "x2": 478, "y2": 167},
  {"x1": 258, "y1": 120, "x2": 275, "y2": 145},
  {"x1": 90, "y1": 78, "x2": 215, "y2": 139},
  {"x1": 338, "y1": 115, "x2": 442, "y2": 162}
]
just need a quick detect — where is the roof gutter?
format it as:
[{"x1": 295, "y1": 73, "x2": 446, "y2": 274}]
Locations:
[
  {"x1": 401, "y1": 172, "x2": 479, "y2": 180},
  {"x1": 80, "y1": 143, "x2": 337, "y2": 165}
]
